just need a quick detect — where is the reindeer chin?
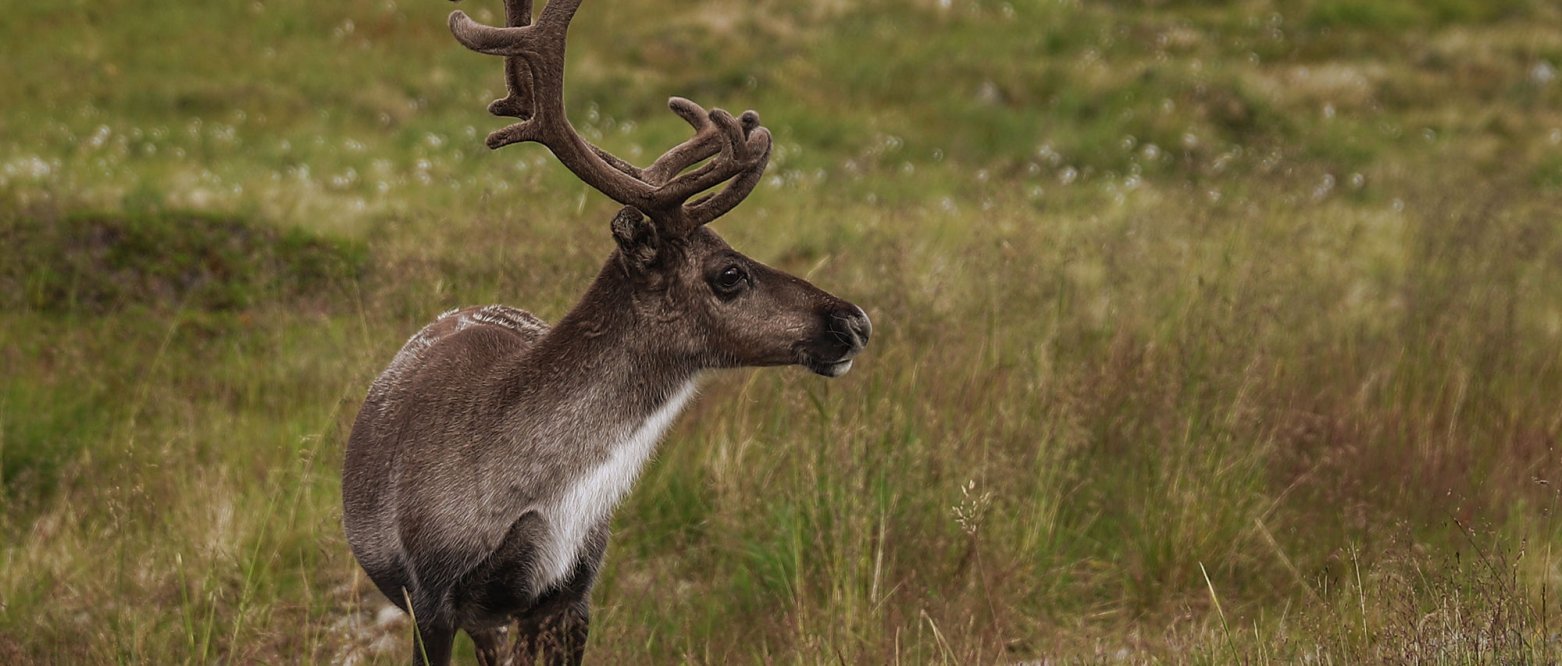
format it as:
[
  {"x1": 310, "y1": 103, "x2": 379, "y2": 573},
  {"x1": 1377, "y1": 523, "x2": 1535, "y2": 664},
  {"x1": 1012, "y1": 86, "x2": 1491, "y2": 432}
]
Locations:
[{"x1": 806, "y1": 359, "x2": 854, "y2": 378}]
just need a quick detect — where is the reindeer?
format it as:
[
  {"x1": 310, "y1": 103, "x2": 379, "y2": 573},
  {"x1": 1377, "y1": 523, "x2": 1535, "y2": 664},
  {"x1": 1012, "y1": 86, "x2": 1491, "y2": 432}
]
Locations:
[{"x1": 341, "y1": 0, "x2": 871, "y2": 663}]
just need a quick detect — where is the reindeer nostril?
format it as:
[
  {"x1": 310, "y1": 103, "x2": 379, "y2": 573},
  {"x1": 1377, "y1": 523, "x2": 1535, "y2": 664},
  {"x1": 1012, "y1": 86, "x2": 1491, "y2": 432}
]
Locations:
[
  {"x1": 828, "y1": 306, "x2": 871, "y2": 351},
  {"x1": 850, "y1": 309, "x2": 872, "y2": 346}
]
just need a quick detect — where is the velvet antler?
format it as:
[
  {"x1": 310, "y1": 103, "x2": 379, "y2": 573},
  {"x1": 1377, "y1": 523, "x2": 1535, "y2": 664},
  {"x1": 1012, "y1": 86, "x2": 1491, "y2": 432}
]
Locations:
[{"x1": 449, "y1": 0, "x2": 772, "y2": 235}]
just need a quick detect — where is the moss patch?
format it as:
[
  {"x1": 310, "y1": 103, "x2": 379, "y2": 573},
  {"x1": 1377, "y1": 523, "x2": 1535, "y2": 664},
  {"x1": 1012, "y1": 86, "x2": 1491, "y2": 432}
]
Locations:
[{"x1": 0, "y1": 210, "x2": 367, "y2": 314}]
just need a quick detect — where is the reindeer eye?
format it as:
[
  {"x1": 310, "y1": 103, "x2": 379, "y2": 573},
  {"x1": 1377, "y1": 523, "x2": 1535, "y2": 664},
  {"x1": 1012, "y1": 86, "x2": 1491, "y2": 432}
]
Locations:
[{"x1": 713, "y1": 265, "x2": 748, "y2": 294}]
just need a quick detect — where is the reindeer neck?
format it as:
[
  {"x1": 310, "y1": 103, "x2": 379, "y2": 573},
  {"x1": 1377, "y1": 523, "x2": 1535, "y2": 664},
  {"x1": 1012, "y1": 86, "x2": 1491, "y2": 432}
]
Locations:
[{"x1": 518, "y1": 255, "x2": 698, "y2": 423}]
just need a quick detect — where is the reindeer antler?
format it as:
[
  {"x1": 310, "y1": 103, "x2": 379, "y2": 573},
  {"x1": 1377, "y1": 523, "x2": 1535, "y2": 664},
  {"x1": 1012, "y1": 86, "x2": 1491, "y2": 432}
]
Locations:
[{"x1": 448, "y1": 0, "x2": 772, "y2": 235}]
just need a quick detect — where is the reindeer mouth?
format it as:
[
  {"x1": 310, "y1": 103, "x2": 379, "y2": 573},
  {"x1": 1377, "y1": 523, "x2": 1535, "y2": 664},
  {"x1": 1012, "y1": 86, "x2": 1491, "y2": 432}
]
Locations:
[
  {"x1": 804, "y1": 357, "x2": 855, "y2": 378},
  {"x1": 799, "y1": 306, "x2": 869, "y2": 378}
]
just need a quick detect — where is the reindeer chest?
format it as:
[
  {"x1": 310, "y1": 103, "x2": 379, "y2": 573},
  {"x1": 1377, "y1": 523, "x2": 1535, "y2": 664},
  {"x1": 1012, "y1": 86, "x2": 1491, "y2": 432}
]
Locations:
[{"x1": 529, "y1": 381, "x2": 698, "y2": 592}]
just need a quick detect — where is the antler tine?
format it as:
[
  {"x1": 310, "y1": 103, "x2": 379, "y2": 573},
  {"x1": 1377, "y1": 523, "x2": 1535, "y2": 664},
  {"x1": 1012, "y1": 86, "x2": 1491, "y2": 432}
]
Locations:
[
  {"x1": 686, "y1": 128, "x2": 771, "y2": 226},
  {"x1": 654, "y1": 109, "x2": 769, "y2": 201},
  {"x1": 448, "y1": 10, "x2": 535, "y2": 57},
  {"x1": 641, "y1": 98, "x2": 728, "y2": 184},
  {"x1": 636, "y1": 99, "x2": 770, "y2": 232},
  {"x1": 485, "y1": 0, "x2": 534, "y2": 120},
  {"x1": 450, "y1": 0, "x2": 771, "y2": 234},
  {"x1": 451, "y1": 1, "x2": 655, "y2": 206}
]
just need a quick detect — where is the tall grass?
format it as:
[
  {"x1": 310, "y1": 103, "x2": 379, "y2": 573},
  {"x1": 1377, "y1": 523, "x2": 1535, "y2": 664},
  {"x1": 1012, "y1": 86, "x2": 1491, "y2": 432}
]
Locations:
[{"x1": 3, "y1": 0, "x2": 1562, "y2": 662}]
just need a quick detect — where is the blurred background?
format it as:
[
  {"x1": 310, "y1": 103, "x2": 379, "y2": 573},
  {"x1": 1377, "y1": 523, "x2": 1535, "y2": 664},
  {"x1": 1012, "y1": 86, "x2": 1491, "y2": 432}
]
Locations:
[{"x1": 3, "y1": 0, "x2": 1562, "y2": 662}]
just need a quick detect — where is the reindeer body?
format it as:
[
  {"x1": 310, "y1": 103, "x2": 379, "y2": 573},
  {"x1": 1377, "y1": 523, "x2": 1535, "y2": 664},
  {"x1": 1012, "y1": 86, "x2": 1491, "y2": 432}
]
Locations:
[
  {"x1": 343, "y1": 2, "x2": 869, "y2": 663},
  {"x1": 345, "y1": 260, "x2": 702, "y2": 661}
]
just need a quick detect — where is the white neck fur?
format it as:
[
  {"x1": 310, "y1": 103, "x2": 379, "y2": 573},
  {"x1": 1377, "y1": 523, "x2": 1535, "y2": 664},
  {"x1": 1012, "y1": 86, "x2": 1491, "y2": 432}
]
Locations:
[{"x1": 530, "y1": 379, "x2": 700, "y2": 592}]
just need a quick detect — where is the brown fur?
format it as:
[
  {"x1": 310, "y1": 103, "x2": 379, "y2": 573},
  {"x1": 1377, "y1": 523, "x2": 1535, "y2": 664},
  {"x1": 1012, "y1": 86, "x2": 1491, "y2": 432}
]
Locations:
[
  {"x1": 344, "y1": 226, "x2": 869, "y2": 665},
  {"x1": 343, "y1": 2, "x2": 868, "y2": 663}
]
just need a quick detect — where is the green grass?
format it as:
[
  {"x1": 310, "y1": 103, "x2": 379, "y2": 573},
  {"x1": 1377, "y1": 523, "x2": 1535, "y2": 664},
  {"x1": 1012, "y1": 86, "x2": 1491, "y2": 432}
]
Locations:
[
  {"x1": 1, "y1": 210, "x2": 365, "y2": 314},
  {"x1": 4, "y1": 0, "x2": 1562, "y2": 662}
]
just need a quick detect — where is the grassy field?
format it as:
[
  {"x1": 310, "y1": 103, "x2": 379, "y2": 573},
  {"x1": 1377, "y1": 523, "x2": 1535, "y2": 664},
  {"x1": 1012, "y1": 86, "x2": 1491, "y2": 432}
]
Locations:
[{"x1": 4, "y1": 0, "x2": 1562, "y2": 662}]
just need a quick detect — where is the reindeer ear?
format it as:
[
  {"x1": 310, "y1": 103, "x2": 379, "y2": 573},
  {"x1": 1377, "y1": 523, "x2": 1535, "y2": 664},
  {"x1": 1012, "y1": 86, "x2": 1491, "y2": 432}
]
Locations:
[{"x1": 610, "y1": 206, "x2": 660, "y2": 270}]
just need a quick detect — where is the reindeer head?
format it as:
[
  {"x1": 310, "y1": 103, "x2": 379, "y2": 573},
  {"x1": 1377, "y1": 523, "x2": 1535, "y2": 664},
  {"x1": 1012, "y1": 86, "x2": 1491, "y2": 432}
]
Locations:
[{"x1": 449, "y1": 0, "x2": 870, "y2": 376}]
